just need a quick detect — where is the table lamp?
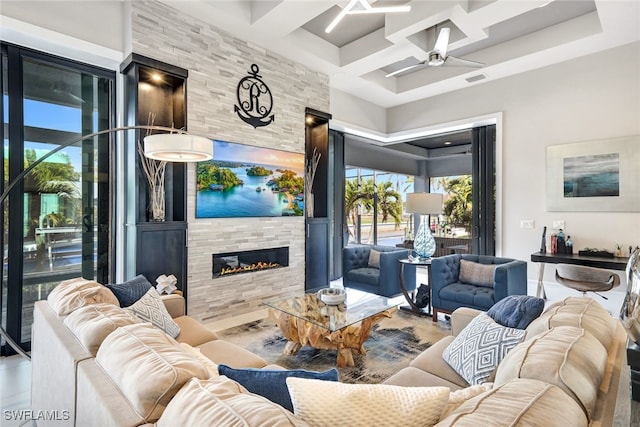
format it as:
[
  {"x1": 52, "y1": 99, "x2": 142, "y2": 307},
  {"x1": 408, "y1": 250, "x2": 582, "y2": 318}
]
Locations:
[{"x1": 406, "y1": 193, "x2": 443, "y2": 259}]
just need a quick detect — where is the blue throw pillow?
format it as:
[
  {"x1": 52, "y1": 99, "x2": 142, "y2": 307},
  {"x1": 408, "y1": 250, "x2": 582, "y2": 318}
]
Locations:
[
  {"x1": 105, "y1": 274, "x2": 153, "y2": 307},
  {"x1": 487, "y1": 295, "x2": 545, "y2": 329},
  {"x1": 217, "y1": 365, "x2": 339, "y2": 412}
]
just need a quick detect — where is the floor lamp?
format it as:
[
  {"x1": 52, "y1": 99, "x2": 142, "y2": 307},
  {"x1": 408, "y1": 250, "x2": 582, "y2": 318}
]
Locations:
[
  {"x1": 406, "y1": 193, "x2": 443, "y2": 259},
  {"x1": 0, "y1": 125, "x2": 213, "y2": 360}
]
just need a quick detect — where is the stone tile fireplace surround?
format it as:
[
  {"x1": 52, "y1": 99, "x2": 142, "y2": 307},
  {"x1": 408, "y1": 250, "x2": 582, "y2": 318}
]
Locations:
[{"x1": 130, "y1": 1, "x2": 329, "y2": 324}]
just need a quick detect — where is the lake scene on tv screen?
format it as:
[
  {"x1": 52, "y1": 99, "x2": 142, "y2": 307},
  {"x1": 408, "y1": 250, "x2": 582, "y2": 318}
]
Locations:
[{"x1": 196, "y1": 140, "x2": 305, "y2": 218}]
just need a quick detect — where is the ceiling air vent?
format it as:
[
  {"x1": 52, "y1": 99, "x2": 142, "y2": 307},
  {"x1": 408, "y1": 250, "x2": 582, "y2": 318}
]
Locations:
[{"x1": 465, "y1": 74, "x2": 487, "y2": 83}]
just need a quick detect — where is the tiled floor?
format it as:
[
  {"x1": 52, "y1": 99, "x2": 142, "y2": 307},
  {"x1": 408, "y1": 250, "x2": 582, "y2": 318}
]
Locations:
[{"x1": 1, "y1": 275, "x2": 637, "y2": 426}]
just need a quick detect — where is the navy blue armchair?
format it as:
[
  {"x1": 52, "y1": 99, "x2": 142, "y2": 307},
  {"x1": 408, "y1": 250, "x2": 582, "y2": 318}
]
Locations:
[
  {"x1": 342, "y1": 245, "x2": 416, "y2": 298},
  {"x1": 430, "y1": 254, "x2": 528, "y2": 321}
]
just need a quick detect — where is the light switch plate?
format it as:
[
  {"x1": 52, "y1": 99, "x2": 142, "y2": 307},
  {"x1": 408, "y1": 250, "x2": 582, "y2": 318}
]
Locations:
[
  {"x1": 520, "y1": 220, "x2": 535, "y2": 229},
  {"x1": 553, "y1": 220, "x2": 565, "y2": 229}
]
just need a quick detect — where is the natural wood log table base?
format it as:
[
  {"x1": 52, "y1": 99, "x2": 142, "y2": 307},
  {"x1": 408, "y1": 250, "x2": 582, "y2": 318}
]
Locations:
[{"x1": 269, "y1": 307, "x2": 397, "y2": 367}]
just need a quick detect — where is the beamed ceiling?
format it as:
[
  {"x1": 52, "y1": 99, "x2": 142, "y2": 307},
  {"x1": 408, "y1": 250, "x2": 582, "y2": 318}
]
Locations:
[{"x1": 158, "y1": 0, "x2": 640, "y2": 108}]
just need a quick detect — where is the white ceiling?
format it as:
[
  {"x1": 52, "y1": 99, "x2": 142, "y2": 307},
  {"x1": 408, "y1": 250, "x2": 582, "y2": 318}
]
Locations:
[{"x1": 160, "y1": 0, "x2": 639, "y2": 109}]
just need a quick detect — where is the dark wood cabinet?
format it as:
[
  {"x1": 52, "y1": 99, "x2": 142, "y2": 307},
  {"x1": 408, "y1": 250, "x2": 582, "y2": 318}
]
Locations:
[
  {"x1": 305, "y1": 108, "x2": 332, "y2": 289},
  {"x1": 120, "y1": 54, "x2": 189, "y2": 297}
]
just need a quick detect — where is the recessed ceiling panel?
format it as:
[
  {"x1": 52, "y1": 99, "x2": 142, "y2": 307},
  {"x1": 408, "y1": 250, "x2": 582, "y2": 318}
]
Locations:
[{"x1": 302, "y1": 5, "x2": 385, "y2": 48}]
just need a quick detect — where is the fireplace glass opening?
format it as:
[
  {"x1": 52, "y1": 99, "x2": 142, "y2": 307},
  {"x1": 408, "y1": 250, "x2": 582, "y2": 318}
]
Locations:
[{"x1": 212, "y1": 247, "x2": 289, "y2": 278}]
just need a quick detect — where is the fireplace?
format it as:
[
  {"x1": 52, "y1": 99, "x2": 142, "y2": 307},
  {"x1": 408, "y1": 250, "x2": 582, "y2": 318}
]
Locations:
[{"x1": 212, "y1": 247, "x2": 289, "y2": 278}]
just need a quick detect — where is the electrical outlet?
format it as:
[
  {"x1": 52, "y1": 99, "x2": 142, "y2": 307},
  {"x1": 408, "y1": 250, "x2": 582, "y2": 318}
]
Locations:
[
  {"x1": 520, "y1": 220, "x2": 535, "y2": 229},
  {"x1": 553, "y1": 220, "x2": 565, "y2": 229}
]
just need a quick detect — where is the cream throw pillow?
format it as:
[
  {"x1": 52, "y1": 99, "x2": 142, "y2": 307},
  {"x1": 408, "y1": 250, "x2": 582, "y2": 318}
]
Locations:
[
  {"x1": 47, "y1": 277, "x2": 119, "y2": 315},
  {"x1": 458, "y1": 259, "x2": 496, "y2": 287},
  {"x1": 63, "y1": 303, "x2": 141, "y2": 355},
  {"x1": 368, "y1": 249, "x2": 382, "y2": 268},
  {"x1": 96, "y1": 323, "x2": 209, "y2": 423},
  {"x1": 286, "y1": 377, "x2": 449, "y2": 427},
  {"x1": 156, "y1": 377, "x2": 306, "y2": 427},
  {"x1": 125, "y1": 288, "x2": 181, "y2": 338},
  {"x1": 436, "y1": 378, "x2": 588, "y2": 427}
]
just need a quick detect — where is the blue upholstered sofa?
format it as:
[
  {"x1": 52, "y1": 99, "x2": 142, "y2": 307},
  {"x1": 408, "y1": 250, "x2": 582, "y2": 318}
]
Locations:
[
  {"x1": 430, "y1": 254, "x2": 527, "y2": 321},
  {"x1": 342, "y1": 245, "x2": 416, "y2": 297}
]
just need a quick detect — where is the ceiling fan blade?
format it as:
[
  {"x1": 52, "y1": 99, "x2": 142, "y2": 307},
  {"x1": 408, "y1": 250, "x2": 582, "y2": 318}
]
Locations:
[
  {"x1": 433, "y1": 28, "x2": 450, "y2": 57},
  {"x1": 385, "y1": 62, "x2": 425, "y2": 78},
  {"x1": 443, "y1": 55, "x2": 484, "y2": 68}
]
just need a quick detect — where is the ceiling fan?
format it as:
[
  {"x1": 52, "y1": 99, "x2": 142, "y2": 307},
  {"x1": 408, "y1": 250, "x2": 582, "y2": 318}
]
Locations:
[{"x1": 385, "y1": 28, "x2": 484, "y2": 77}]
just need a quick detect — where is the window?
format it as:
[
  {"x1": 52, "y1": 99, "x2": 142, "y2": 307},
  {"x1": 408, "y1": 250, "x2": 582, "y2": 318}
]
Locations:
[
  {"x1": 1, "y1": 44, "x2": 114, "y2": 354},
  {"x1": 345, "y1": 167, "x2": 414, "y2": 246}
]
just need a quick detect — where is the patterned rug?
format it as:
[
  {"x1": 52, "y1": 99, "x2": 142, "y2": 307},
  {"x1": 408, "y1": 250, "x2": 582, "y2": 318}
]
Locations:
[{"x1": 217, "y1": 309, "x2": 452, "y2": 384}]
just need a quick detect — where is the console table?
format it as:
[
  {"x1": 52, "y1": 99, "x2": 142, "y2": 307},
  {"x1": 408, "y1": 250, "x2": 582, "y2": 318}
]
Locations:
[{"x1": 530, "y1": 252, "x2": 629, "y2": 299}]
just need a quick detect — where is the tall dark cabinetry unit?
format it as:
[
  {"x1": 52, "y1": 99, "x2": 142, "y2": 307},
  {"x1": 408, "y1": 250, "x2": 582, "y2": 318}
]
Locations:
[
  {"x1": 305, "y1": 109, "x2": 332, "y2": 289},
  {"x1": 121, "y1": 54, "x2": 188, "y2": 298}
]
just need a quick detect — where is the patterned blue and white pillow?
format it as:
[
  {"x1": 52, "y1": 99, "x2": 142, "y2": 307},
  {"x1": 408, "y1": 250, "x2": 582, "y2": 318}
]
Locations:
[
  {"x1": 442, "y1": 313, "x2": 525, "y2": 385},
  {"x1": 125, "y1": 288, "x2": 181, "y2": 338}
]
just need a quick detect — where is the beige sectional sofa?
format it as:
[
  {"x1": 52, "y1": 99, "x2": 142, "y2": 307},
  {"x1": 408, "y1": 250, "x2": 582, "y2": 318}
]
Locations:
[{"x1": 31, "y1": 278, "x2": 627, "y2": 427}]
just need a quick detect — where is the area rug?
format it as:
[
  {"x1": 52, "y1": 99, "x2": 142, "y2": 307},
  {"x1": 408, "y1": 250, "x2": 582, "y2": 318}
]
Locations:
[{"x1": 217, "y1": 310, "x2": 451, "y2": 384}]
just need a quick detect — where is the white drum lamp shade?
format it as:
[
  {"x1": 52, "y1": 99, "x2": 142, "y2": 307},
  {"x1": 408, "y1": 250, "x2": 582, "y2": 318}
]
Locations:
[
  {"x1": 406, "y1": 193, "x2": 443, "y2": 259},
  {"x1": 144, "y1": 133, "x2": 213, "y2": 162}
]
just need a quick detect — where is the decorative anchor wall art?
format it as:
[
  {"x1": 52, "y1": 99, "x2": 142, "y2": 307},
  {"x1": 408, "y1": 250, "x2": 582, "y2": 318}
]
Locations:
[{"x1": 234, "y1": 64, "x2": 275, "y2": 128}]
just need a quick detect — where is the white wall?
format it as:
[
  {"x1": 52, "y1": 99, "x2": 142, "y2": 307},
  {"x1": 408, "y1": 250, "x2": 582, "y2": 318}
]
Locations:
[{"x1": 386, "y1": 41, "x2": 640, "y2": 281}]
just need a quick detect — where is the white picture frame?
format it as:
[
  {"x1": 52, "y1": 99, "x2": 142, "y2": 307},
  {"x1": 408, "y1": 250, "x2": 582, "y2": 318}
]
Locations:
[{"x1": 546, "y1": 135, "x2": 640, "y2": 212}]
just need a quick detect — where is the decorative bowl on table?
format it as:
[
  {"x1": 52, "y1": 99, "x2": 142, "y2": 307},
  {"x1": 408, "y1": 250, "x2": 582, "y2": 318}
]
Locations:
[{"x1": 317, "y1": 288, "x2": 346, "y2": 305}]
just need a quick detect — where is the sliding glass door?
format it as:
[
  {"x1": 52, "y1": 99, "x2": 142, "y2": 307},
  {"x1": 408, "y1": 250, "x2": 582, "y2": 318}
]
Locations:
[{"x1": 1, "y1": 44, "x2": 114, "y2": 355}]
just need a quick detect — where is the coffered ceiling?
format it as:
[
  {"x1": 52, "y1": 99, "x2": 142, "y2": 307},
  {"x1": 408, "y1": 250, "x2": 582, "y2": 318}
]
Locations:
[{"x1": 160, "y1": 0, "x2": 639, "y2": 108}]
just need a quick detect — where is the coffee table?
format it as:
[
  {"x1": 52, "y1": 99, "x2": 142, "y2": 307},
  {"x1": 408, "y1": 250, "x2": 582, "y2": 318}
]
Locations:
[{"x1": 264, "y1": 287, "x2": 397, "y2": 367}]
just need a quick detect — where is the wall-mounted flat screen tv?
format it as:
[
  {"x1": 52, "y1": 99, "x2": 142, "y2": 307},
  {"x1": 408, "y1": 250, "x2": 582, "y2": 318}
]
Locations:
[{"x1": 196, "y1": 140, "x2": 305, "y2": 218}]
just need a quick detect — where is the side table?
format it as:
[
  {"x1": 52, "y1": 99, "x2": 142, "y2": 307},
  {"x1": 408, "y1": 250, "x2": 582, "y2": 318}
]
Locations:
[{"x1": 398, "y1": 258, "x2": 432, "y2": 318}]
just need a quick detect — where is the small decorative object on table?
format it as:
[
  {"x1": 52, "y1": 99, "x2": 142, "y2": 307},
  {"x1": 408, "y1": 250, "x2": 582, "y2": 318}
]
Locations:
[
  {"x1": 156, "y1": 274, "x2": 178, "y2": 295},
  {"x1": 316, "y1": 288, "x2": 346, "y2": 305}
]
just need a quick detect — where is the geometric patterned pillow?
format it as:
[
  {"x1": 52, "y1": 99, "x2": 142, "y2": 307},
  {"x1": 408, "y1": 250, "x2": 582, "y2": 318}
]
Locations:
[
  {"x1": 125, "y1": 288, "x2": 181, "y2": 338},
  {"x1": 106, "y1": 274, "x2": 153, "y2": 307},
  {"x1": 442, "y1": 313, "x2": 525, "y2": 385}
]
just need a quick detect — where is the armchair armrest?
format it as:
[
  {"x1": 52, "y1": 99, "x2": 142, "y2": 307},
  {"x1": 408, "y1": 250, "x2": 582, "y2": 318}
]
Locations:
[
  {"x1": 430, "y1": 255, "x2": 461, "y2": 308},
  {"x1": 493, "y1": 260, "x2": 528, "y2": 301},
  {"x1": 379, "y1": 249, "x2": 416, "y2": 295},
  {"x1": 161, "y1": 294, "x2": 185, "y2": 318}
]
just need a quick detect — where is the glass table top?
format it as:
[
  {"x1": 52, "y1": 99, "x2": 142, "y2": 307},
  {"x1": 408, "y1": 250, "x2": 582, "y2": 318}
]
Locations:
[{"x1": 264, "y1": 287, "x2": 398, "y2": 332}]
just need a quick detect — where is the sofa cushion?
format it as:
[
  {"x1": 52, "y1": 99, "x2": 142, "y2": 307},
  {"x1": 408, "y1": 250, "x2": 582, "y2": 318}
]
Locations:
[
  {"x1": 125, "y1": 288, "x2": 181, "y2": 338},
  {"x1": 494, "y1": 325, "x2": 607, "y2": 421},
  {"x1": 487, "y1": 295, "x2": 545, "y2": 329},
  {"x1": 368, "y1": 249, "x2": 381, "y2": 268},
  {"x1": 96, "y1": 323, "x2": 210, "y2": 423},
  {"x1": 179, "y1": 343, "x2": 219, "y2": 378},
  {"x1": 156, "y1": 377, "x2": 305, "y2": 427},
  {"x1": 286, "y1": 377, "x2": 449, "y2": 427},
  {"x1": 439, "y1": 283, "x2": 494, "y2": 309},
  {"x1": 63, "y1": 303, "x2": 141, "y2": 355},
  {"x1": 459, "y1": 259, "x2": 496, "y2": 287},
  {"x1": 197, "y1": 339, "x2": 268, "y2": 369},
  {"x1": 346, "y1": 267, "x2": 380, "y2": 286},
  {"x1": 441, "y1": 382, "x2": 494, "y2": 419},
  {"x1": 436, "y1": 378, "x2": 588, "y2": 427},
  {"x1": 173, "y1": 315, "x2": 219, "y2": 346},
  {"x1": 106, "y1": 274, "x2": 153, "y2": 307},
  {"x1": 409, "y1": 336, "x2": 470, "y2": 388},
  {"x1": 47, "y1": 277, "x2": 119, "y2": 315},
  {"x1": 218, "y1": 365, "x2": 338, "y2": 412},
  {"x1": 525, "y1": 297, "x2": 615, "y2": 348},
  {"x1": 442, "y1": 313, "x2": 526, "y2": 385}
]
